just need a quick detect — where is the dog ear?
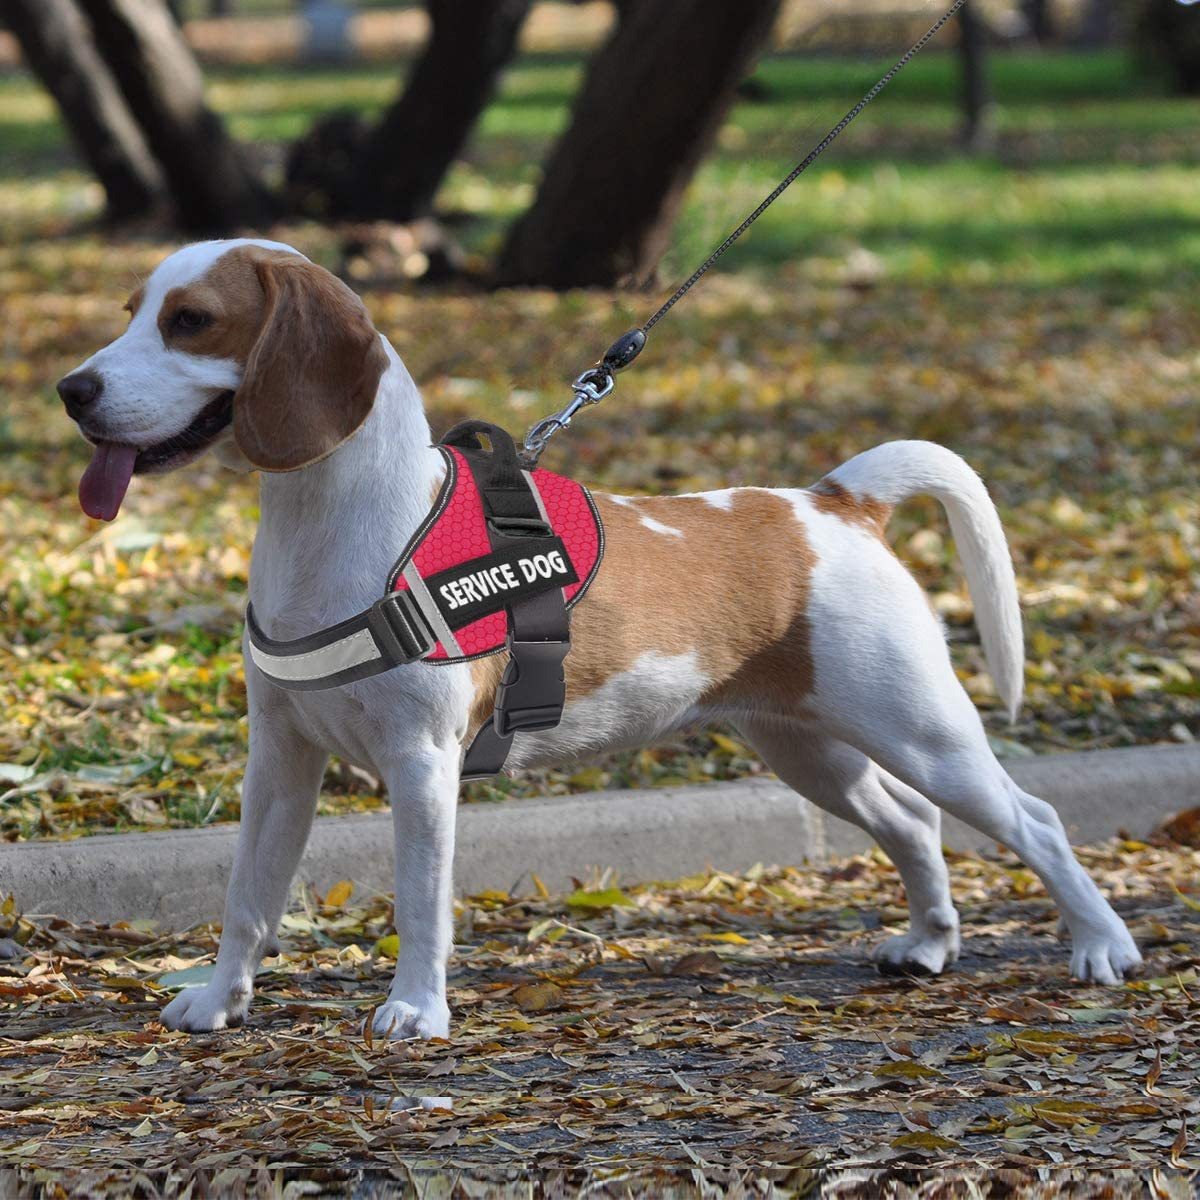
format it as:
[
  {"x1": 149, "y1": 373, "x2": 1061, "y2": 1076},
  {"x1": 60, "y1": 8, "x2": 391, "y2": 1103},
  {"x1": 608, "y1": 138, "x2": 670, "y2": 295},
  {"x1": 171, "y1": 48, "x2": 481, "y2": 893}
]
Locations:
[{"x1": 234, "y1": 254, "x2": 388, "y2": 472}]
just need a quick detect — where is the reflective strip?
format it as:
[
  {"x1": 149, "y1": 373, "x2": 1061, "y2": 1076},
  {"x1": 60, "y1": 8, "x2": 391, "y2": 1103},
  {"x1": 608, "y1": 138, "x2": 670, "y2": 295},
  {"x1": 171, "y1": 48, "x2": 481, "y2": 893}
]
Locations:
[
  {"x1": 247, "y1": 625, "x2": 381, "y2": 683},
  {"x1": 401, "y1": 563, "x2": 463, "y2": 657},
  {"x1": 522, "y1": 470, "x2": 568, "y2": 605},
  {"x1": 522, "y1": 470, "x2": 551, "y2": 525}
]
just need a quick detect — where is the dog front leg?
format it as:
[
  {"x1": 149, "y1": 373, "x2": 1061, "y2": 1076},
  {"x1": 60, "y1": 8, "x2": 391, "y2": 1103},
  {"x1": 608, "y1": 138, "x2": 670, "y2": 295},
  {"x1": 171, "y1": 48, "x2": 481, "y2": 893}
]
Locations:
[
  {"x1": 161, "y1": 718, "x2": 327, "y2": 1032},
  {"x1": 370, "y1": 743, "x2": 459, "y2": 1040}
]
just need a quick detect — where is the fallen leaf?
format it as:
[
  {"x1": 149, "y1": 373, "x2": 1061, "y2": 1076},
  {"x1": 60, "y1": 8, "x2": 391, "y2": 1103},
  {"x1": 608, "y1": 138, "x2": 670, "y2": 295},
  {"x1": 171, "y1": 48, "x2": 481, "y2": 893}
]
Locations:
[{"x1": 513, "y1": 981, "x2": 564, "y2": 1012}]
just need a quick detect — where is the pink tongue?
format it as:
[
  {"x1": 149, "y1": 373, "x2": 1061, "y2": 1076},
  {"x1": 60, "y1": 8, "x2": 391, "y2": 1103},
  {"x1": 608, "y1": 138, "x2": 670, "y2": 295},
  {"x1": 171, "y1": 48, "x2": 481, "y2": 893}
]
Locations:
[{"x1": 79, "y1": 442, "x2": 138, "y2": 521}]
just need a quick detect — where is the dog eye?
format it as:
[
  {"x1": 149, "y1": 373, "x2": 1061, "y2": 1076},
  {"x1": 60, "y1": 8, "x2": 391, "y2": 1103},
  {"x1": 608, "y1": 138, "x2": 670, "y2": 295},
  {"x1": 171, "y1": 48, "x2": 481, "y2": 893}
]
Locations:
[{"x1": 173, "y1": 308, "x2": 211, "y2": 332}]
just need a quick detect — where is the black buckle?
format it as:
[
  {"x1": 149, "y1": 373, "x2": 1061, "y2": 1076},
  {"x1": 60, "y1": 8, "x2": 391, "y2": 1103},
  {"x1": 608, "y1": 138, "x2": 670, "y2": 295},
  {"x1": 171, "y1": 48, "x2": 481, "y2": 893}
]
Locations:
[
  {"x1": 368, "y1": 591, "x2": 436, "y2": 664},
  {"x1": 493, "y1": 638, "x2": 570, "y2": 738}
]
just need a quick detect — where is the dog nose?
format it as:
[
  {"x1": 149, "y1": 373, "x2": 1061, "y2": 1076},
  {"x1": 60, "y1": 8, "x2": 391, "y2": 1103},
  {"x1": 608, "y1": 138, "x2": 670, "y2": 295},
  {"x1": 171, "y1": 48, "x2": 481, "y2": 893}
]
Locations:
[{"x1": 57, "y1": 371, "x2": 103, "y2": 418}]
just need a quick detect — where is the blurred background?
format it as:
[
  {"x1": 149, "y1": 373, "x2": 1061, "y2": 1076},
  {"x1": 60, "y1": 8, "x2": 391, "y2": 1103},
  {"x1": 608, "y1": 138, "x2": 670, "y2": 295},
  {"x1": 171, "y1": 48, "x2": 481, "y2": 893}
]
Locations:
[{"x1": 1, "y1": 0, "x2": 1197, "y2": 840}]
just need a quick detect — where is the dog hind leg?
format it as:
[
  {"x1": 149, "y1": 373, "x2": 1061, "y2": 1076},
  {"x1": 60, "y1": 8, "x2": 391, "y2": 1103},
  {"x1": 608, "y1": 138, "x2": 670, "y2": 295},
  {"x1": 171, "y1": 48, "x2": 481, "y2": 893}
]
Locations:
[
  {"x1": 823, "y1": 686, "x2": 1141, "y2": 984},
  {"x1": 736, "y1": 721, "x2": 960, "y2": 976}
]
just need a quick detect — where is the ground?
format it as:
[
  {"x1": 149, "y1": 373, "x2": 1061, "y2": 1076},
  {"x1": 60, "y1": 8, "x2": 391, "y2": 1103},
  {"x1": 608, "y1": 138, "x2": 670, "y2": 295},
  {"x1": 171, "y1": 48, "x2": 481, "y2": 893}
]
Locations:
[
  {"x1": 0, "y1": 47, "x2": 1197, "y2": 841},
  {"x1": 2, "y1": 837, "x2": 1199, "y2": 1181}
]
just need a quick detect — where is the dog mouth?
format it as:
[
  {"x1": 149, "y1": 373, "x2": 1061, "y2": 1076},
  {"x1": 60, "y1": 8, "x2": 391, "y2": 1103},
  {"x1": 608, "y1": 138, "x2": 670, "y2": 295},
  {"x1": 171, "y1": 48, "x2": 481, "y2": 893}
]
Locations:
[{"x1": 78, "y1": 391, "x2": 234, "y2": 521}]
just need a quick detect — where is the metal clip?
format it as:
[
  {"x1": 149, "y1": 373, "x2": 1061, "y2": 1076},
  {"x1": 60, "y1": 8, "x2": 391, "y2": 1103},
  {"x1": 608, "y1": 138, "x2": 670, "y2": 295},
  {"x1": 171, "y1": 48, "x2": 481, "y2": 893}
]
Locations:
[{"x1": 521, "y1": 367, "x2": 614, "y2": 466}]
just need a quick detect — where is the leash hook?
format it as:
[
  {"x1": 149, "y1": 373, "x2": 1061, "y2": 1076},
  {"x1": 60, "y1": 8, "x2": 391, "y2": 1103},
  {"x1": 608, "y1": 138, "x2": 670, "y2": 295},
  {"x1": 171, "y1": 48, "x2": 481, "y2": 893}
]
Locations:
[
  {"x1": 521, "y1": 368, "x2": 612, "y2": 466},
  {"x1": 521, "y1": 329, "x2": 645, "y2": 467}
]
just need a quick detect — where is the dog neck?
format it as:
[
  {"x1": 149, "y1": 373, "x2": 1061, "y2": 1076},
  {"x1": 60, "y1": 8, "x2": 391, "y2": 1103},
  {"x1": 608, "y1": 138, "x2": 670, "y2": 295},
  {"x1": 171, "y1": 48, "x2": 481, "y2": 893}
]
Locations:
[{"x1": 249, "y1": 337, "x2": 444, "y2": 640}]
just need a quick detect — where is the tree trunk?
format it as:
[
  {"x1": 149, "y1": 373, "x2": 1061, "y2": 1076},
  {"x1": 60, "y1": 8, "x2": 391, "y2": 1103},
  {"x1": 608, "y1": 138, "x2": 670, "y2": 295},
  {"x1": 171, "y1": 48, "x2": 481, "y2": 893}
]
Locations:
[
  {"x1": 78, "y1": 0, "x2": 272, "y2": 232},
  {"x1": 496, "y1": 0, "x2": 782, "y2": 289},
  {"x1": 7, "y1": 0, "x2": 164, "y2": 220},
  {"x1": 1133, "y1": 0, "x2": 1200, "y2": 92},
  {"x1": 341, "y1": 0, "x2": 531, "y2": 221},
  {"x1": 1077, "y1": 0, "x2": 1115, "y2": 49},
  {"x1": 1022, "y1": 0, "x2": 1054, "y2": 42},
  {"x1": 958, "y1": 1, "x2": 994, "y2": 153}
]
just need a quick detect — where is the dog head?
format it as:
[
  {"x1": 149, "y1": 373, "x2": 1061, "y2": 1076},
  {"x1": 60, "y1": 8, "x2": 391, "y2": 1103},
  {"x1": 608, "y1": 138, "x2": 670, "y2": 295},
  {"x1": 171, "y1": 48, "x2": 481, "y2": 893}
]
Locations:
[{"x1": 58, "y1": 238, "x2": 388, "y2": 520}]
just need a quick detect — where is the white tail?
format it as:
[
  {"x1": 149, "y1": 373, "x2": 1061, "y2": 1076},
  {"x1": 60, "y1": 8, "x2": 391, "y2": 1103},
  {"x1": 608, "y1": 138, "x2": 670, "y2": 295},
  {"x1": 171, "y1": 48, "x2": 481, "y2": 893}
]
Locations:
[{"x1": 825, "y1": 441, "x2": 1025, "y2": 720}]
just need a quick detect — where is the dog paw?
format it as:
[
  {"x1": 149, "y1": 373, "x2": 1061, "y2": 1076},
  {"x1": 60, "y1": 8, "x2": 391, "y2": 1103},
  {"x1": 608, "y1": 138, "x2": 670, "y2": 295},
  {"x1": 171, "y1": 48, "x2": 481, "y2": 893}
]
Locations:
[
  {"x1": 1070, "y1": 926, "x2": 1142, "y2": 985},
  {"x1": 161, "y1": 982, "x2": 250, "y2": 1032},
  {"x1": 371, "y1": 996, "x2": 450, "y2": 1041},
  {"x1": 875, "y1": 925, "x2": 960, "y2": 978}
]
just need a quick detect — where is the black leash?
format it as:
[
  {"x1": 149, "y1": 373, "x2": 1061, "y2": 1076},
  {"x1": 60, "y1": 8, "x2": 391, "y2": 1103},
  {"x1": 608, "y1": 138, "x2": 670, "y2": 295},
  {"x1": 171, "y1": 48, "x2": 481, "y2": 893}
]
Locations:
[{"x1": 521, "y1": 0, "x2": 966, "y2": 466}]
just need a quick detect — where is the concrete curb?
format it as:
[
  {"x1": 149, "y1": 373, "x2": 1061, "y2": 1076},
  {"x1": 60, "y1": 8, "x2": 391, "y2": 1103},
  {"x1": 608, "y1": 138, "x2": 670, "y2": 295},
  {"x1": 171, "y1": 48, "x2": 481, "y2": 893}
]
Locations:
[{"x1": 1, "y1": 744, "x2": 1196, "y2": 929}]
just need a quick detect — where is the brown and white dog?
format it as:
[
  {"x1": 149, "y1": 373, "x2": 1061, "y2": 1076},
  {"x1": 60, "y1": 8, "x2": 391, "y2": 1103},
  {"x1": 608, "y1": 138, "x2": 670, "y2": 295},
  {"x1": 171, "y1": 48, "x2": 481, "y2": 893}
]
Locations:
[{"x1": 57, "y1": 239, "x2": 1140, "y2": 1039}]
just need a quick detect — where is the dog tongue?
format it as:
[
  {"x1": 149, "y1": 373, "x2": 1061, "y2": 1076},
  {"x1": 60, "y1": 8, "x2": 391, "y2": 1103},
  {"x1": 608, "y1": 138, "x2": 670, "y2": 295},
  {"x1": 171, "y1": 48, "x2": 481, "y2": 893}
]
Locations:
[{"x1": 79, "y1": 442, "x2": 138, "y2": 521}]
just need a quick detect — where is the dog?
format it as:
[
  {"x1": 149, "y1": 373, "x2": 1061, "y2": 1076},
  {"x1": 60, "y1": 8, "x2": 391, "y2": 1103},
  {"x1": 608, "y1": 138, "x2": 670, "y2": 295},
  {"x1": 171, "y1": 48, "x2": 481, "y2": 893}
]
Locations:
[{"x1": 57, "y1": 239, "x2": 1141, "y2": 1039}]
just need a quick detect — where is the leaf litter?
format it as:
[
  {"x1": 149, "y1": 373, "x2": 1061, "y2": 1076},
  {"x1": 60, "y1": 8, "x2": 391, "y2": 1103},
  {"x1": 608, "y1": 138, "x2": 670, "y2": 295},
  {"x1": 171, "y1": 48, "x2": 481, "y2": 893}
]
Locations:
[{"x1": 2, "y1": 837, "x2": 1199, "y2": 1179}]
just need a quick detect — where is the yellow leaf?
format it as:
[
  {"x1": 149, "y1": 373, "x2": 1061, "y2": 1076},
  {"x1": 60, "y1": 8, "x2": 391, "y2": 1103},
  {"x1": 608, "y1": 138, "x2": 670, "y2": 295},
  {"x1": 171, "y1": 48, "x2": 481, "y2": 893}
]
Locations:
[
  {"x1": 700, "y1": 931, "x2": 750, "y2": 944},
  {"x1": 709, "y1": 733, "x2": 746, "y2": 755},
  {"x1": 874, "y1": 1060, "x2": 942, "y2": 1080},
  {"x1": 373, "y1": 934, "x2": 400, "y2": 958},
  {"x1": 324, "y1": 880, "x2": 353, "y2": 908},
  {"x1": 513, "y1": 982, "x2": 564, "y2": 1013},
  {"x1": 566, "y1": 887, "x2": 634, "y2": 910},
  {"x1": 530, "y1": 873, "x2": 550, "y2": 900},
  {"x1": 130, "y1": 1117, "x2": 153, "y2": 1137},
  {"x1": 891, "y1": 1131, "x2": 961, "y2": 1151},
  {"x1": 1174, "y1": 888, "x2": 1200, "y2": 912},
  {"x1": 567, "y1": 767, "x2": 608, "y2": 790},
  {"x1": 135, "y1": 1047, "x2": 159, "y2": 1066}
]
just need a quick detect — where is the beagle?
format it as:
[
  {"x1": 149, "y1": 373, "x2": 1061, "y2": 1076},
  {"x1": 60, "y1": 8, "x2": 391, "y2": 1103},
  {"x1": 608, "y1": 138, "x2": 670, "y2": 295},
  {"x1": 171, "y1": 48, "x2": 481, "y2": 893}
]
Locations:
[{"x1": 57, "y1": 240, "x2": 1140, "y2": 1039}]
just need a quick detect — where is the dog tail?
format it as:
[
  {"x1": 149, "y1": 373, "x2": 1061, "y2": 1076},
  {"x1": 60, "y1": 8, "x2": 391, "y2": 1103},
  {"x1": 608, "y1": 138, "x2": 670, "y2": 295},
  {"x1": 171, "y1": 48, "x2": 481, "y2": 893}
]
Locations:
[{"x1": 822, "y1": 441, "x2": 1024, "y2": 720}]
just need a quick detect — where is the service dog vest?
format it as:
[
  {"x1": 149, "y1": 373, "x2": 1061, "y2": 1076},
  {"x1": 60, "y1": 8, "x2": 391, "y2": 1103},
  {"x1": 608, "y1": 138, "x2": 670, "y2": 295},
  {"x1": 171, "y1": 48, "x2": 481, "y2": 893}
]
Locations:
[{"x1": 245, "y1": 420, "x2": 603, "y2": 779}]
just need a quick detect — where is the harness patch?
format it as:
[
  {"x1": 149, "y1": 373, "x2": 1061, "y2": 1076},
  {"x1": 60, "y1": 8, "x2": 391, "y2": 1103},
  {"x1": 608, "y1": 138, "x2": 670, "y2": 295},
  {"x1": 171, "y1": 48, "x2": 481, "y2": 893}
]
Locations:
[{"x1": 425, "y1": 536, "x2": 579, "y2": 629}]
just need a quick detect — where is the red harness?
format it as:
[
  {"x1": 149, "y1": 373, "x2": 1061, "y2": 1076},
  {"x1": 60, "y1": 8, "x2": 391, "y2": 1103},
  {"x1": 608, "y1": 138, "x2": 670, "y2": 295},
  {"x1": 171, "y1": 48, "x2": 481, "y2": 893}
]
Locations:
[
  {"x1": 245, "y1": 421, "x2": 603, "y2": 779},
  {"x1": 389, "y1": 445, "x2": 603, "y2": 663}
]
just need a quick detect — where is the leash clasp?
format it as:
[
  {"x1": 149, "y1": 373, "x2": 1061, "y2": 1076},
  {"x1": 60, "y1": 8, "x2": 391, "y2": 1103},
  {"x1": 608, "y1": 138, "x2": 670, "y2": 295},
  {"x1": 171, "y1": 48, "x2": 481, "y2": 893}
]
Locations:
[{"x1": 521, "y1": 366, "x2": 614, "y2": 466}]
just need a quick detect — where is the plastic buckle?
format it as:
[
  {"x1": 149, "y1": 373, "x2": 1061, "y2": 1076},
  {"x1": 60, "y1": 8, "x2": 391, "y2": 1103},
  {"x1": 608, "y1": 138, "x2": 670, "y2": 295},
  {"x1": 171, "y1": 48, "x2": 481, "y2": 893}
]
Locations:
[
  {"x1": 493, "y1": 639, "x2": 570, "y2": 738},
  {"x1": 368, "y1": 591, "x2": 436, "y2": 664}
]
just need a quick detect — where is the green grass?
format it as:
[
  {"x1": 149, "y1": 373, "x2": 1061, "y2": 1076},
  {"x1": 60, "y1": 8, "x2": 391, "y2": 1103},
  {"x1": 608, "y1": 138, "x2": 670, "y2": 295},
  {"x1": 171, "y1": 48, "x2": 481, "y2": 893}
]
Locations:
[
  {"x1": 2, "y1": 49, "x2": 1197, "y2": 296},
  {"x1": 0, "y1": 46, "x2": 1197, "y2": 838}
]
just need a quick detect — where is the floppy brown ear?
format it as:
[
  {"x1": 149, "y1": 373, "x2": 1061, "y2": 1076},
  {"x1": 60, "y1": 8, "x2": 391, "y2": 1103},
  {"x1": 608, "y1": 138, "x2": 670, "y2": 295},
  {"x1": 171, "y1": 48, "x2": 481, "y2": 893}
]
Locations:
[{"x1": 234, "y1": 253, "x2": 388, "y2": 472}]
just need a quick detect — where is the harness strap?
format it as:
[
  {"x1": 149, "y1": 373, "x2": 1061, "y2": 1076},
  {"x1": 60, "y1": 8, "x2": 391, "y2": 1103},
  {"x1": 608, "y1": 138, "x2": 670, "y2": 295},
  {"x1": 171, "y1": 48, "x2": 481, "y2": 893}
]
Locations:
[
  {"x1": 245, "y1": 589, "x2": 438, "y2": 690},
  {"x1": 444, "y1": 421, "x2": 570, "y2": 781}
]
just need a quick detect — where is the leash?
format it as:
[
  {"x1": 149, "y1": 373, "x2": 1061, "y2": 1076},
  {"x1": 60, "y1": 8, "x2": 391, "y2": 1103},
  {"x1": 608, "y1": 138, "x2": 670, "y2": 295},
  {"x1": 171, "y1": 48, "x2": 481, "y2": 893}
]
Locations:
[{"x1": 521, "y1": 0, "x2": 966, "y2": 467}]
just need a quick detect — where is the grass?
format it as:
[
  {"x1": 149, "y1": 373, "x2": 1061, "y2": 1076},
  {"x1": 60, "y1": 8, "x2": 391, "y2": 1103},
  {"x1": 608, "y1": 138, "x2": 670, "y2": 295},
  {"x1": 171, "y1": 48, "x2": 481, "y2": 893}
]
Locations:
[{"x1": 0, "y1": 48, "x2": 1197, "y2": 839}]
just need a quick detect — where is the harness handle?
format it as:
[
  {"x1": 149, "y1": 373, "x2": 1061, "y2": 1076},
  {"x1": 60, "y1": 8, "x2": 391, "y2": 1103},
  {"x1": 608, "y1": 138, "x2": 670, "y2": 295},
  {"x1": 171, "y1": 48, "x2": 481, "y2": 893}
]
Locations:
[{"x1": 442, "y1": 419, "x2": 527, "y2": 490}]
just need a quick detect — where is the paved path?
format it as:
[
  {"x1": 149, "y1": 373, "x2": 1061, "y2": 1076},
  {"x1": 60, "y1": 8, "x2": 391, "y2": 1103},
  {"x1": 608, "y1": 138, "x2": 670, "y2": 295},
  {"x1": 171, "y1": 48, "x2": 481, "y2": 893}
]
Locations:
[{"x1": 2, "y1": 839, "x2": 1198, "y2": 1183}]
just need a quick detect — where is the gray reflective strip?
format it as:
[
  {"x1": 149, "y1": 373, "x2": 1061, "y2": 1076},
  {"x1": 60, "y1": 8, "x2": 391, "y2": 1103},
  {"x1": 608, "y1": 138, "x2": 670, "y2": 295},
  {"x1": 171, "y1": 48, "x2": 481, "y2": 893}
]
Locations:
[
  {"x1": 522, "y1": 470, "x2": 551, "y2": 525},
  {"x1": 522, "y1": 471, "x2": 568, "y2": 604},
  {"x1": 401, "y1": 564, "x2": 462, "y2": 657},
  {"x1": 247, "y1": 625, "x2": 381, "y2": 683}
]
